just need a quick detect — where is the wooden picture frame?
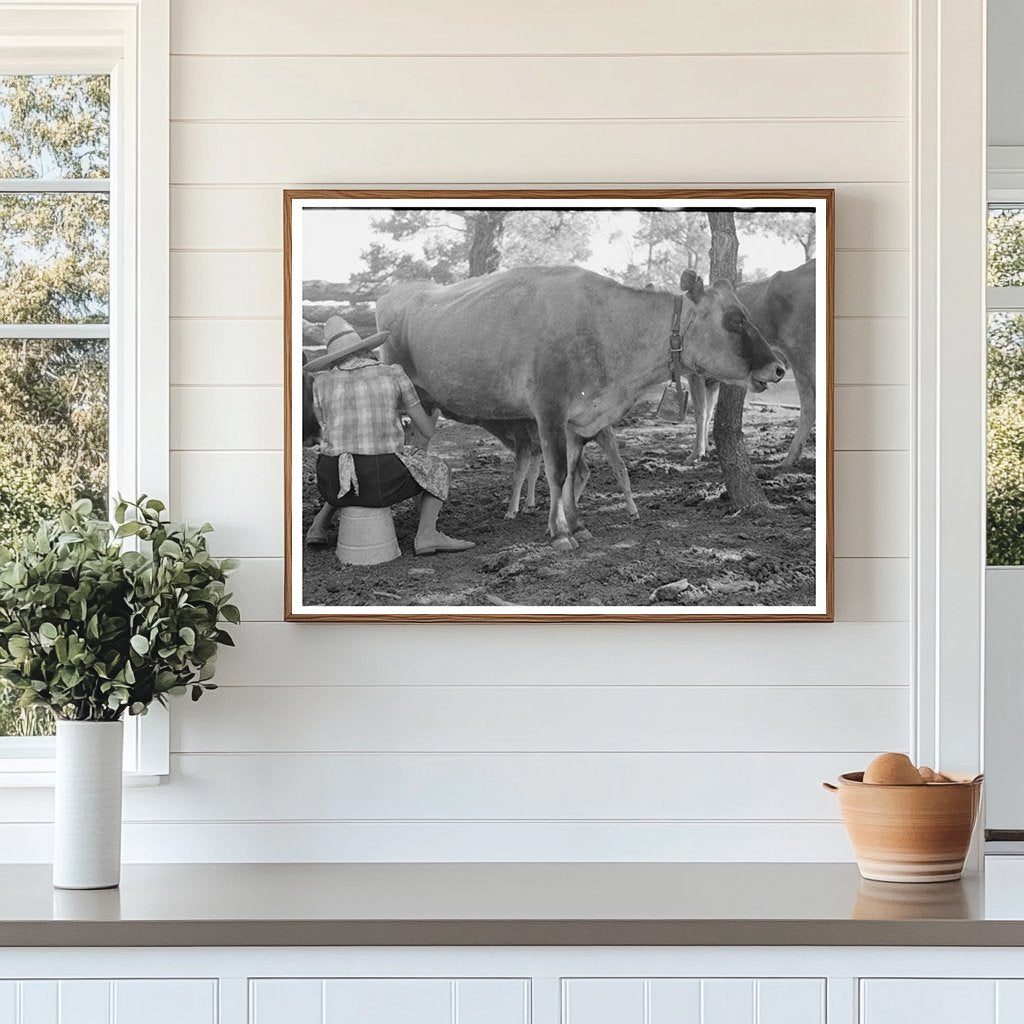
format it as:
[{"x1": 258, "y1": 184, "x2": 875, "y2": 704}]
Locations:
[{"x1": 284, "y1": 189, "x2": 834, "y2": 622}]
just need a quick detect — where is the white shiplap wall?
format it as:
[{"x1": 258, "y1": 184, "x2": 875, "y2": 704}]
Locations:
[{"x1": 1, "y1": 0, "x2": 915, "y2": 862}]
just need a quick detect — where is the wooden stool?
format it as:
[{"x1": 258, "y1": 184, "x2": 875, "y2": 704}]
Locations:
[{"x1": 335, "y1": 507, "x2": 401, "y2": 565}]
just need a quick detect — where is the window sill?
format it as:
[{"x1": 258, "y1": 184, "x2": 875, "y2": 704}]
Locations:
[{"x1": 0, "y1": 766, "x2": 165, "y2": 788}]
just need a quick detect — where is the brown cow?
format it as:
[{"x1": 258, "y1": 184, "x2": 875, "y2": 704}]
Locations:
[
  {"x1": 687, "y1": 260, "x2": 816, "y2": 468},
  {"x1": 377, "y1": 266, "x2": 784, "y2": 549}
]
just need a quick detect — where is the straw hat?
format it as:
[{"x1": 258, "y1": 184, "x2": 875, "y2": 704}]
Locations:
[{"x1": 304, "y1": 315, "x2": 390, "y2": 372}]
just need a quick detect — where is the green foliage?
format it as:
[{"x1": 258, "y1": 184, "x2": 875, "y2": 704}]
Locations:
[
  {"x1": 988, "y1": 314, "x2": 1024, "y2": 407},
  {"x1": 988, "y1": 208, "x2": 1024, "y2": 287},
  {"x1": 0, "y1": 76, "x2": 110, "y2": 325},
  {"x1": 0, "y1": 497, "x2": 239, "y2": 723},
  {"x1": 0, "y1": 672, "x2": 51, "y2": 736},
  {"x1": 0, "y1": 74, "x2": 109, "y2": 179},
  {"x1": 986, "y1": 212, "x2": 1024, "y2": 564},
  {"x1": 988, "y1": 397, "x2": 1024, "y2": 565},
  {"x1": 0, "y1": 75, "x2": 111, "y2": 678},
  {"x1": 0, "y1": 459, "x2": 59, "y2": 550},
  {"x1": 0, "y1": 338, "x2": 108, "y2": 531}
]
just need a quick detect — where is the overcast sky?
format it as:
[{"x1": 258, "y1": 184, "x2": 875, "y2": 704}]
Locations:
[{"x1": 301, "y1": 207, "x2": 807, "y2": 286}]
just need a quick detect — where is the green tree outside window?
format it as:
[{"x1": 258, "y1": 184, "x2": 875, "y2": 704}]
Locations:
[{"x1": 0, "y1": 75, "x2": 110, "y2": 736}]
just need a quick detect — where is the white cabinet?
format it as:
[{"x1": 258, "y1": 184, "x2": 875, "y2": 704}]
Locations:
[
  {"x1": 249, "y1": 978, "x2": 529, "y2": 1024},
  {"x1": 0, "y1": 980, "x2": 216, "y2": 1024},
  {"x1": 562, "y1": 978, "x2": 825, "y2": 1024},
  {"x1": 861, "y1": 980, "x2": 1024, "y2": 1024}
]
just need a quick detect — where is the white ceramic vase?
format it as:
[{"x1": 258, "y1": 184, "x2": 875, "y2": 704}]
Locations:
[{"x1": 53, "y1": 720, "x2": 124, "y2": 890}]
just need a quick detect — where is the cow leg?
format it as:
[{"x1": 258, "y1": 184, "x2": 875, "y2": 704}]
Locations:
[
  {"x1": 594, "y1": 427, "x2": 639, "y2": 520},
  {"x1": 524, "y1": 451, "x2": 542, "y2": 512},
  {"x1": 564, "y1": 431, "x2": 591, "y2": 541},
  {"x1": 684, "y1": 373, "x2": 704, "y2": 464},
  {"x1": 572, "y1": 440, "x2": 591, "y2": 503},
  {"x1": 535, "y1": 408, "x2": 577, "y2": 551},
  {"x1": 505, "y1": 442, "x2": 532, "y2": 520},
  {"x1": 781, "y1": 355, "x2": 816, "y2": 468}
]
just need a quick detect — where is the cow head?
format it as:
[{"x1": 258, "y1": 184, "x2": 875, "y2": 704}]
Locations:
[
  {"x1": 679, "y1": 270, "x2": 786, "y2": 390},
  {"x1": 301, "y1": 352, "x2": 320, "y2": 446}
]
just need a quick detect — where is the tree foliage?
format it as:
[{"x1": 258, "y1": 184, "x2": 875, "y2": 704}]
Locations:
[
  {"x1": 739, "y1": 211, "x2": 815, "y2": 262},
  {"x1": 607, "y1": 211, "x2": 709, "y2": 288},
  {"x1": 0, "y1": 75, "x2": 111, "y2": 733},
  {"x1": 987, "y1": 312, "x2": 1024, "y2": 564},
  {"x1": 988, "y1": 208, "x2": 1024, "y2": 287},
  {"x1": 987, "y1": 208, "x2": 1024, "y2": 563},
  {"x1": 346, "y1": 209, "x2": 597, "y2": 294}
]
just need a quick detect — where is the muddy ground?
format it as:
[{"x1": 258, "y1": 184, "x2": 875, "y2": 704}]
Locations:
[{"x1": 300, "y1": 389, "x2": 816, "y2": 609}]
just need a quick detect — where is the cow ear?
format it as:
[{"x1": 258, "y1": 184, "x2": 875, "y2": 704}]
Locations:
[{"x1": 679, "y1": 269, "x2": 705, "y2": 301}]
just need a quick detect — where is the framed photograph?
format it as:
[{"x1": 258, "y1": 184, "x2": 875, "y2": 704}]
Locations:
[{"x1": 284, "y1": 189, "x2": 833, "y2": 622}]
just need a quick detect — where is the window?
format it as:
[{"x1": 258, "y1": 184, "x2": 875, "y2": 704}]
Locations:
[
  {"x1": 0, "y1": 3, "x2": 169, "y2": 778},
  {"x1": 0, "y1": 74, "x2": 111, "y2": 738},
  {"x1": 987, "y1": 205, "x2": 1024, "y2": 565}
]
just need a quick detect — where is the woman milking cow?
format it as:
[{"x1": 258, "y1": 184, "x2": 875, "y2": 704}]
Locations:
[{"x1": 304, "y1": 315, "x2": 475, "y2": 556}]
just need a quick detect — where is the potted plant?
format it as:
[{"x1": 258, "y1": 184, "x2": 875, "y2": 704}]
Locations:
[{"x1": 0, "y1": 497, "x2": 239, "y2": 889}]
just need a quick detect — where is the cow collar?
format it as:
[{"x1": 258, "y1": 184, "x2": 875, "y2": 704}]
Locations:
[{"x1": 668, "y1": 295, "x2": 696, "y2": 421}]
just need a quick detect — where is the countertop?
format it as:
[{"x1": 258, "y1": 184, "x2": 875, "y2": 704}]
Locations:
[{"x1": 5, "y1": 861, "x2": 1024, "y2": 947}]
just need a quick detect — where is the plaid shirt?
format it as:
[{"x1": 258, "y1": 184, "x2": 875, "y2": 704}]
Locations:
[{"x1": 313, "y1": 362, "x2": 422, "y2": 456}]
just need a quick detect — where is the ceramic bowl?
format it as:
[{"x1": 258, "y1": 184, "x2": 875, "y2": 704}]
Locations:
[{"x1": 823, "y1": 772, "x2": 983, "y2": 883}]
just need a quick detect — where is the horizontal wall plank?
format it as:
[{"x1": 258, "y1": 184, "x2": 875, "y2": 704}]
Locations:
[
  {"x1": 834, "y1": 318, "x2": 909, "y2": 385},
  {"x1": 227, "y1": 556, "x2": 908, "y2": 623},
  {"x1": 169, "y1": 383, "x2": 905, "y2": 453},
  {"x1": 834, "y1": 385, "x2": 910, "y2": 450},
  {"x1": 210, "y1": 621, "x2": 910, "y2": 687},
  {"x1": 170, "y1": 0, "x2": 909, "y2": 56},
  {"x1": 171, "y1": 319, "x2": 282, "y2": 386},
  {"x1": 171, "y1": 385, "x2": 281, "y2": 450},
  {"x1": 172, "y1": 448, "x2": 906, "y2": 559},
  {"x1": 170, "y1": 684, "x2": 909, "y2": 753},
  {"x1": 224, "y1": 557, "x2": 283, "y2": 620},
  {"x1": 171, "y1": 54, "x2": 909, "y2": 122},
  {"x1": 171, "y1": 183, "x2": 909, "y2": 252},
  {"x1": 116, "y1": 752, "x2": 862, "y2": 821},
  {"x1": 170, "y1": 120, "x2": 909, "y2": 186},
  {"x1": 0, "y1": 820, "x2": 857, "y2": 862},
  {"x1": 170, "y1": 249, "x2": 909, "y2": 320},
  {"x1": 170, "y1": 450, "x2": 283, "y2": 557},
  {"x1": 835, "y1": 250, "x2": 908, "y2": 318},
  {"x1": 834, "y1": 451, "x2": 910, "y2": 557},
  {"x1": 169, "y1": 314, "x2": 911, "y2": 388},
  {"x1": 171, "y1": 251, "x2": 279, "y2": 317},
  {"x1": 833, "y1": 557, "x2": 909, "y2": 621}
]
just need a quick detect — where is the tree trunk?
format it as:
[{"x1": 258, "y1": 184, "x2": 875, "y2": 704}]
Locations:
[
  {"x1": 467, "y1": 211, "x2": 506, "y2": 277},
  {"x1": 708, "y1": 211, "x2": 767, "y2": 508}
]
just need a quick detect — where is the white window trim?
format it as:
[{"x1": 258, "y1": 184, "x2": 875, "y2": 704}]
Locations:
[
  {"x1": 0, "y1": 0, "x2": 169, "y2": 783},
  {"x1": 914, "y1": 0, "x2": 986, "y2": 825}
]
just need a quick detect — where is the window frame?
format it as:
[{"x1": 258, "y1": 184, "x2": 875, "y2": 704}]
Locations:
[{"x1": 0, "y1": 0, "x2": 169, "y2": 783}]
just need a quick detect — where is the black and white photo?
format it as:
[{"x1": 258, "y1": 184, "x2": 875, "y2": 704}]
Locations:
[{"x1": 285, "y1": 190, "x2": 833, "y2": 621}]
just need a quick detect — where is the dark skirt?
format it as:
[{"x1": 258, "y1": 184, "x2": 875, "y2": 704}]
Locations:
[{"x1": 317, "y1": 453, "x2": 423, "y2": 509}]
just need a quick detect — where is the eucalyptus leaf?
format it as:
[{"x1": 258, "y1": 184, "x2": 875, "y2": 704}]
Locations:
[{"x1": 0, "y1": 496, "x2": 238, "y2": 721}]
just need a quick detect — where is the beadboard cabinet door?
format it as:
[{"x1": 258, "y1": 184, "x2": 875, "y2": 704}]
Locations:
[
  {"x1": 0, "y1": 979, "x2": 217, "y2": 1024},
  {"x1": 860, "y1": 979, "x2": 1024, "y2": 1024},
  {"x1": 249, "y1": 978, "x2": 529, "y2": 1024},
  {"x1": 562, "y1": 978, "x2": 825, "y2": 1024}
]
